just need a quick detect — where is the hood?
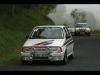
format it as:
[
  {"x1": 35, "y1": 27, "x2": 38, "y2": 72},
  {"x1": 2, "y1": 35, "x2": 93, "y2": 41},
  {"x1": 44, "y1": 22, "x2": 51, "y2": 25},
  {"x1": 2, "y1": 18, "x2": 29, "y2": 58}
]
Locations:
[
  {"x1": 75, "y1": 27, "x2": 91, "y2": 31},
  {"x1": 23, "y1": 39, "x2": 65, "y2": 47}
]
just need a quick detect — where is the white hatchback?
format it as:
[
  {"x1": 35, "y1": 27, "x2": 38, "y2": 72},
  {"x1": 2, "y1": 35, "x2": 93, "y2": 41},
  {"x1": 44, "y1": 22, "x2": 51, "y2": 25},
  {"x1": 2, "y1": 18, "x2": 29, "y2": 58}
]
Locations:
[
  {"x1": 21, "y1": 25, "x2": 74, "y2": 65},
  {"x1": 75, "y1": 23, "x2": 91, "y2": 36}
]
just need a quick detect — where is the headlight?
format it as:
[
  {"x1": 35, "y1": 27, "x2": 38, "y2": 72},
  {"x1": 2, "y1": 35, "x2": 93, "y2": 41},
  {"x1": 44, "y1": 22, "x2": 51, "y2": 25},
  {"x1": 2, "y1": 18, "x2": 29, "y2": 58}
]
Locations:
[
  {"x1": 75, "y1": 29, "x2": 80, "y2": 31},
  {"x1": 21, "y1": 47, "x2": 30, "y2": 52},
  {"x1": 49, "y1": 47, "x2": 62, "y2": 53},
  {"x1": 86, "y1": 28, "x2": 91, "y2": 32}
]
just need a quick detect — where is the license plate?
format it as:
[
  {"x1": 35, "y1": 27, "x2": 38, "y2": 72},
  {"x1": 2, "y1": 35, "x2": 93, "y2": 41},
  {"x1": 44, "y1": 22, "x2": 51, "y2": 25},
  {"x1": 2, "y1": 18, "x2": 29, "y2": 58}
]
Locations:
[
  {"x1": 33, "y1": 48, "x2": 49, "y2": 57},
  {"x1": 34, "y1": 51, "x2": 48, "y2": 57},
  {"x1": 80, "y1": 32, "x2": 85, "y2": 34},
  {"x1": 35, "y1": 54, "x2": 48, "y2": 57}
]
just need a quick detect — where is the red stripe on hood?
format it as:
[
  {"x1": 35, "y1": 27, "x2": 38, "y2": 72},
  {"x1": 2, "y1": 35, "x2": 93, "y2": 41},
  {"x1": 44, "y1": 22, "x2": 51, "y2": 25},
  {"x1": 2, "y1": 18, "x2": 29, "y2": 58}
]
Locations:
[{"x1": 33, "y1": 40, "x2": 54, "y2": 46}]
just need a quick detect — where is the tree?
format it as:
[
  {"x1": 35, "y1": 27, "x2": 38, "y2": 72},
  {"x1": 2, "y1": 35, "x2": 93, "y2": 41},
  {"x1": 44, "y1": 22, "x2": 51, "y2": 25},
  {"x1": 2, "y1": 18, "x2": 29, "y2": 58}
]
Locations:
[
  {"x1": 80, "y1": 11, "x2": 87, "y2": 23},
  {"x1": 70, "y1": 8, "x2": 87, "y2": 24},
  {"x1": 0, "y1": 4, "x2": 56, "y2": 16},
  {"x1": 63, "y1": 22, "x2": 68, "y2": 26},
  {"x1": 11, "y1": 4, "x2": 15, "y2": 16},
  {"x1": 71, "y1": 9, "x2": 80, "y2": 24}
]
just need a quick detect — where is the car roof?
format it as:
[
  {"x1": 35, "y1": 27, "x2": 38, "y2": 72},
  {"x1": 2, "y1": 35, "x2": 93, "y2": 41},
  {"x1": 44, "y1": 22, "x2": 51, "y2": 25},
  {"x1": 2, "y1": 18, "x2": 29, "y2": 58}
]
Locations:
[
  {"x1": 35, "y1": 25, "x2": 67, "y2": 28},
  {"x1": 77, "y1": 23, "x2": 88, "y2": 24}
]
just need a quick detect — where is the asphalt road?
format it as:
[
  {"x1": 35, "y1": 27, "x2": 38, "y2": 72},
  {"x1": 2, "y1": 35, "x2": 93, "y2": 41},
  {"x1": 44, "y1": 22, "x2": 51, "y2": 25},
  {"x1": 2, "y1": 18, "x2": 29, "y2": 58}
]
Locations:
[{"x1": 0, "y1": 35, "x2": 100, "y2": 71}]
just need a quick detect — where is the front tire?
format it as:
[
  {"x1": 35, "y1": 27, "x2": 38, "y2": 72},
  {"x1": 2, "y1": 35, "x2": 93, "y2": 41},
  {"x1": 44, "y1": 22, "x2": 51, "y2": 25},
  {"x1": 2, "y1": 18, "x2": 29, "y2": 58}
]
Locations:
[
  {"x1": 21, "y1": 60, "x2": 27, "y2": 64},
  {"x1": 60, "y1": 51, "x2": 68, "y2": 65},
  {"x1": 21, "y1": 57, "x2": 32, "y2": 65},
  {"x1": 69, "y1": 52, "x2": 74, "y2": 59},
  {"x1": 86, "y1": 32, "x2": 91, "y2": 36}
]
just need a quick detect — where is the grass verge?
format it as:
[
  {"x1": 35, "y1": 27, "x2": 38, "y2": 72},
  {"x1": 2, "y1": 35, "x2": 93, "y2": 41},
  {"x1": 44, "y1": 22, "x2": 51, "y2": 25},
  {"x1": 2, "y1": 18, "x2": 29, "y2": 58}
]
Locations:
[
  {"x1": 91, "y1": 29, "x2": 100, "y2": 36},
  {"x1": 0, "y1": 29, "x2": 27, "y2": 66}
]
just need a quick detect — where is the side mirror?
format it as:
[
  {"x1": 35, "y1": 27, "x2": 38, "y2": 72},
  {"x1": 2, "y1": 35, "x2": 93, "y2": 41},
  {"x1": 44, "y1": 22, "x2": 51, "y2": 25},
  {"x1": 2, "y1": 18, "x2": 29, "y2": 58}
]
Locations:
[
  {"x1": 66, "y1": 35, "x2": 70, "y2": 38},
  {"x1": 26, "y1": 35, "x2": 29, "y2": 39}
]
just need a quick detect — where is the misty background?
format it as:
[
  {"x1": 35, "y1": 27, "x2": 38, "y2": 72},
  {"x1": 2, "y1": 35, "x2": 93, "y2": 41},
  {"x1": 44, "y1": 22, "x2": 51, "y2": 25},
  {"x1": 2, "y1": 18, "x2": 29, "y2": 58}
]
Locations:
[{"x1": 48, "y1": 4, "x2": 100, "y2": 30}]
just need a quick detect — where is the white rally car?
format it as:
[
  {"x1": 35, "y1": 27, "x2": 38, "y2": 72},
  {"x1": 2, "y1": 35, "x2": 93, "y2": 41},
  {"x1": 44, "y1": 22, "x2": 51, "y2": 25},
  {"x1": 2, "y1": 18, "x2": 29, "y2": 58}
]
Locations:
[
  {"x1": 75, "y1": 23, "x2": 91, "y2": 36},
  {"x1": 21, "y1": 25, "x2": 74, "y2": 65}
]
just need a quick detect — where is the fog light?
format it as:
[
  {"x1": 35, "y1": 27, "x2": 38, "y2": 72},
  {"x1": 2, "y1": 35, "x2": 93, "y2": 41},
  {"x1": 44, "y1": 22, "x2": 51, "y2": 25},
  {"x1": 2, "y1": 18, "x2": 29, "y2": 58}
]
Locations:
[
  {"x1": 48, "y1": 55, "x2": 52, "y2": 59},
  {"x1": 30, "y1": 57, "x2": 32, "y2": 59}
]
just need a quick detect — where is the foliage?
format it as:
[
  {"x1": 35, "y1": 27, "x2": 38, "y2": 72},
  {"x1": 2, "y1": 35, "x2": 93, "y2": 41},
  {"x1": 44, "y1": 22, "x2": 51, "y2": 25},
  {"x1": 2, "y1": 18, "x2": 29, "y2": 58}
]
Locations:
[
  {"x1": 0, "y1": 4, "x2": 57, "y2": 66},
  {"x1": 91, "y1": 29, "x2": 100, "y2": 35},
  {"x1": 70, "y1": 8, "x2": 87, "y2": 24},
  {"x1": 0, "y1": 4, "x2": 56, "y2": 16}
]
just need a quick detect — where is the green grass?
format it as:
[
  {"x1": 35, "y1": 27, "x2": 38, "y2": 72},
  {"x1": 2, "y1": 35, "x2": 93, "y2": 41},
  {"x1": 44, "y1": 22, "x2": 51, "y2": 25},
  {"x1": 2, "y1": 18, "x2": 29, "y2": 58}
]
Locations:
[
  {"x1": 0, "y1": 29, "x2": 27, "y2": 66},
  {"x1": 0, "y1": 8, "x2": 55, "y2": 66},
  {"x1": 91, "y1": 29, "x2": 100, "y2": 36}
]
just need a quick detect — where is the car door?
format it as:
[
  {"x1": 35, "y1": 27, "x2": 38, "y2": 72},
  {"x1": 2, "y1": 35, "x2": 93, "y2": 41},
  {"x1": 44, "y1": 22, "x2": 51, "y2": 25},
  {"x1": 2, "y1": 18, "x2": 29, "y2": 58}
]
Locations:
[{"x1": 64, "y1": 27, "x2": 74, "y2": 56}]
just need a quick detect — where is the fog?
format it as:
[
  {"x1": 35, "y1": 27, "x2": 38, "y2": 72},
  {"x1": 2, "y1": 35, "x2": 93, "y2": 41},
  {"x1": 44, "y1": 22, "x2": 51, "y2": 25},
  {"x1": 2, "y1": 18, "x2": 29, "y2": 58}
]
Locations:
[{"x1": 48, "y1": 4, "x2": 100, "y2": 30}]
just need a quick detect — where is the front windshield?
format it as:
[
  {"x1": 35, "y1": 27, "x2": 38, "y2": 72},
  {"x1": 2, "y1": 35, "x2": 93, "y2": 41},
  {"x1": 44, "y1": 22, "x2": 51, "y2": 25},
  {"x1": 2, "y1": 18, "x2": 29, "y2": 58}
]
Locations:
[
  {"x1": 29, "y1": 27, "x2": 64, "y2": 39},
  {"x1": 75, "y1": 23, "x2": 87, "y2": 27}
]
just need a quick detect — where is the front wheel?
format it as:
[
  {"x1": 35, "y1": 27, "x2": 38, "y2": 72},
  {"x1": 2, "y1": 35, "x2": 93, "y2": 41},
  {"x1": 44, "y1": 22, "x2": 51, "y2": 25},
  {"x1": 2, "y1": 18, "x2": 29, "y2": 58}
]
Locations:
[
  {"x1": 20, "y1": 58, "x2": 32, "y2": 65},
  {"x1": 69, "y1": 52, "x2": 74, "y2": 59},
  {"x1": 86, "y1": 32, "x2": 91, "y2": 36},
  {"x1": 21, "y1": 60, "x2": 27, "y2": 64},
  {"x1": 60, "y1": 51, "x2": 68, "y2": 65}
]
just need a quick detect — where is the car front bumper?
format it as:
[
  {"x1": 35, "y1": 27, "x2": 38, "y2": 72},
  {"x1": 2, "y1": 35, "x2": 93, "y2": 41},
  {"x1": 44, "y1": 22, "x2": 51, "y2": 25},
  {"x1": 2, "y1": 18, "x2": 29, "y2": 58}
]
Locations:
[
  {"x1": 75, "y1": 31, "x2": 90, "y2": 35},
  {"x1": 21, "y1": 52, "x2": 64, "y2": 61}
]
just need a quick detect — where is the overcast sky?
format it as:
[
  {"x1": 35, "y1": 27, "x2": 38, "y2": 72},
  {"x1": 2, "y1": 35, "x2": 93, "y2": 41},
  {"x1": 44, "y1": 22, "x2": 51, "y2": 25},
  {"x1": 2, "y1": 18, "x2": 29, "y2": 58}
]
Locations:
[{"x1": 48, "y1": 4, "x2": 100, "y2": 29}]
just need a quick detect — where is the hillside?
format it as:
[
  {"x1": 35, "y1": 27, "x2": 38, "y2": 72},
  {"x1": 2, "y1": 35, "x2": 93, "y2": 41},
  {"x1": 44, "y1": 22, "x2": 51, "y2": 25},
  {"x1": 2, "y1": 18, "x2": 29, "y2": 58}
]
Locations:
[{"x1": 0, "y1": 4, "x2": 56, "y2": 66}]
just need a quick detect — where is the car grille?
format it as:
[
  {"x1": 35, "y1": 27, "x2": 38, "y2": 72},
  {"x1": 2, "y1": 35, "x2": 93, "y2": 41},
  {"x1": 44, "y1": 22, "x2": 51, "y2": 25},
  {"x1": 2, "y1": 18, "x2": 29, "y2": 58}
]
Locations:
[
  {"x1": 32, "y1": 47, "x2": 49, "y2": 52},
  {"x1": 30, "y1": 47, "x2": 50, "y2": 58},
  {"x1": 33, "y1": 57, "x2": 48, "y2": 59},
  {"x1": 79, "y1": 29, "x2": 85, "y2": 31}
]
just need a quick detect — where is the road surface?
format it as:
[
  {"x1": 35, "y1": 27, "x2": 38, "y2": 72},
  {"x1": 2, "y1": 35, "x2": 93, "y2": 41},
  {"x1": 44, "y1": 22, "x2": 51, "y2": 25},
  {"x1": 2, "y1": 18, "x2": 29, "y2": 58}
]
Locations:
[{"x1": 0, "y1": 36, "x2": 100, "y2": 71}]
